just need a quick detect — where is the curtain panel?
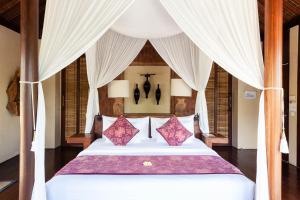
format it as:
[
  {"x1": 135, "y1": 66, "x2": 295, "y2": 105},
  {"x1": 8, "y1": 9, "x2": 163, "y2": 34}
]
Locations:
[
  {"x1": 85, "y1": 30, "x2": 147, "y2": 133},
  {"x1": 150, "y1": 34, "x2": 212, "y2": 134},
  {"x1": 159, "y1": 0, "x2": 267, "y2": 199},
  {"x1": 33, "y1": 1, "x2": 135, "y2": 199}
]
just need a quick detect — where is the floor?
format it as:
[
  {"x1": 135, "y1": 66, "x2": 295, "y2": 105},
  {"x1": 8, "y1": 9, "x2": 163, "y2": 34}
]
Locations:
[{"x1": 0, "y1": 146, "x2": 299, "y2": 200}]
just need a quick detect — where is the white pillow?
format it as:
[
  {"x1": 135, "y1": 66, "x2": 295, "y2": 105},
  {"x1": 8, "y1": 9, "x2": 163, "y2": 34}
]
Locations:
[
  {"x1": 151, "y1": 115, "x2": 195, "y2": 144},
  {"x1": 102, "y1": 115, "x2": 150, "y2": 144}
]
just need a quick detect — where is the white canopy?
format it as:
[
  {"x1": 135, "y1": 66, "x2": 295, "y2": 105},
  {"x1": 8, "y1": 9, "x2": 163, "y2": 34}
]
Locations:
[
  {"x1": 111, "y1": 0, "x2": 182, "y2": 38},
  {"x1": 29, "y1": 0, "x2": 288, "y2": 200}
]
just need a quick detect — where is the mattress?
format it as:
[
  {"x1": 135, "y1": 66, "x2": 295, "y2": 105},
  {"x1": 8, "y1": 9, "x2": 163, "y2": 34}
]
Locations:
[{"x1": 46, "y1": 139, "x2": 255, "y2": 200}]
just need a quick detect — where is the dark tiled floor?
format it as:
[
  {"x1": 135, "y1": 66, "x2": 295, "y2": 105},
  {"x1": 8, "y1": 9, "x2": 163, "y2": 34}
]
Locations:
[{"x1": 0, "y1": 146, "x2": 299, "y2": 200}]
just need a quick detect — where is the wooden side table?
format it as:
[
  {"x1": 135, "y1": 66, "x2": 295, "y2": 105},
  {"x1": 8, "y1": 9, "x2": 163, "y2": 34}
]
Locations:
[
  {"x1": 202, "y1": 134, "x2": 228, "y2": 148},
  {"x1": 66, "y1": 133, "x2": 95, "y2": 149}
]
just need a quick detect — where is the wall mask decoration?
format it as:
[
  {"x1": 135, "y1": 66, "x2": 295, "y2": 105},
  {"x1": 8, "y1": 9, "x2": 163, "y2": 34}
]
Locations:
[
  {"x1": 140, "y1": 73, "x2": 155, "y2": 98},
  {"x1": 155, "y1": 84, "x2": 161, "y2": 105},
  {"x1": 133, "y1": 84, "x2": 140, "y2": 104},
  {"x1": 6, "y1": 69, "x2": 20, "y2": 116}
]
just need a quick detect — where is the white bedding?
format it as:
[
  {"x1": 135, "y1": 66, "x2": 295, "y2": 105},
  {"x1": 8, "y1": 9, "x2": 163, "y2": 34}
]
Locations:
[{"x1": 46, "y1": 139, "x2": 255, "y2": 200}]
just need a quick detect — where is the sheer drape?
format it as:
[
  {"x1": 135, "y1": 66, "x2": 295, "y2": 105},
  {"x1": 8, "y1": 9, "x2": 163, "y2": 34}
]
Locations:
[
  {"x1": 150, "y1": 34, "x2": 212, "y2": 134},
  {"x1": 85, "y1": 30, "x2": 146, "y2": 133},
  {"x1": 33, "y1": 1, "x2": 135, "y2": 199},
  {"x1": 160, "y1": 0, "x2": 268, "y2": 199}
]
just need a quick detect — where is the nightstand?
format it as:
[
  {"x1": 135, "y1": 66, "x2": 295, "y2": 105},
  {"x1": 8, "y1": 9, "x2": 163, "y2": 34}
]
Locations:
[
  {"x1": 202, "y1": 134, "x2": 228, "y2": 148},
  {"x1": 66, "y1": 133, "x2": 95, "y2": 149}
]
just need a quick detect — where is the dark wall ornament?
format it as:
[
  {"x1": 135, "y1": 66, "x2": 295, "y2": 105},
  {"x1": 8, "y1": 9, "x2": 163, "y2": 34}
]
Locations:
[
  {"x1": 133, "y1": 84, "x2": 140, "y2": 104},
  {"x1": 155, "y1": 84, "x2": 161, "y2": 105},
  {"x1": 140, "y1": 73, "x2": 155, "y2": 98}
]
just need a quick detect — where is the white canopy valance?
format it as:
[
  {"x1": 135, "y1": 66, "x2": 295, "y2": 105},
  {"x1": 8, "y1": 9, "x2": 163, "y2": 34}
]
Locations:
[{"x1": 30, "y1": 0, "x2": 288, "y2": 200}]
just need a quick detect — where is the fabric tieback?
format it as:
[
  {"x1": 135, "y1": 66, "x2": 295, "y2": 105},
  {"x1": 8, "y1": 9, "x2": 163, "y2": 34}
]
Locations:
[
  {"x1": 264, "y1": 87, "x2": 289, "y2": 154},
  {"x1": 19, "y1": 80, "x2": 40, "y2": 152}
]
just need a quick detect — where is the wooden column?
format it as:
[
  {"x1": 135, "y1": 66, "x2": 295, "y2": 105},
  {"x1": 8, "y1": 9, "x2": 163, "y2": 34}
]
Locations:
[
  {"x1": 20, "y1": 0, "x2": 39, "y2": 199},
  {"x1": 264, "y1": 0, "x2": 283, "y2": 199}
]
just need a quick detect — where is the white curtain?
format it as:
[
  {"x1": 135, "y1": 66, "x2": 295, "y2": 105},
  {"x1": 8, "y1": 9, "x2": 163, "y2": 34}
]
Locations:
[
  {"x1": 84, "y1": 30, "x2": 146, "y2": 133},
  {"x1": 32, "y1": 1, "x2": 135, "y2": 200},
  {"x1": 160, "y1": 0, "x2": 267, "y2": 199},
  {"x1": 150, "y1": 33, "x2": 212, "y2": 134}
]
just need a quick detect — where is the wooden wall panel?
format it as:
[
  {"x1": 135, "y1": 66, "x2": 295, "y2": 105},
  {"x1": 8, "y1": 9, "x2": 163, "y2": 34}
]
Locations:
[
  {"x1": 206, "y1": 65, "x2": 215, "y2": 134},
  {"x1": 216, "y1": 67, "x2": 230, "y2": 137},
  {"x1": 64, "y1": 61, "x2": 77, "y2": 137},
  {"x1": 79, "y1": 56, "x2": 89, "y2": 133},
  {"x1": 130, "y1": 41, "x2": 167, "y2": 66}
]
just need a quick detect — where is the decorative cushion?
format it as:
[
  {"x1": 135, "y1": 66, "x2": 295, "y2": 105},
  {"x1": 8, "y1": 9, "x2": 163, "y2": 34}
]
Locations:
[
  {"x1": 102, "y1": 115, "x2": 149, "y2": 144},
  {"x1": 151, "y1": 115, "x2": 195, "y2": 144},
  {"x1": 156, "y1": 116, "x2": 192, "y2": 146},
  {"x1": 102, "y1": 116, "x2": 140, "y2": 146}
]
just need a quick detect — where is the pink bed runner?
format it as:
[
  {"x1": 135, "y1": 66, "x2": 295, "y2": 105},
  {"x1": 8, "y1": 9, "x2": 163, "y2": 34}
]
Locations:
[{"x1": 56, "y1": 155, "x2": 242, "y2": 175}]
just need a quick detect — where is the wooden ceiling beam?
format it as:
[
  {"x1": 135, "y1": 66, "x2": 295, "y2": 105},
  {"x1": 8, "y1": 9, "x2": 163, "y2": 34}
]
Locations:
[
  {"x1": 284, "y1": 15, "x2": 300, "y2": 29},
  {"x1": 0, "y1": 15, "x2": 18, "y2": 32},
  {"x1": 1, "y1": 2, "x2": 19, "y2": 21},
  {"x1": 0, "y1": 0, "x2": 19, "y2": 14}
]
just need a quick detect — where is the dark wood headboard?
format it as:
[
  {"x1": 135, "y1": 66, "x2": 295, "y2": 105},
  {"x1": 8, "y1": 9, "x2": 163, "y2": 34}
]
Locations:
[{"x1": 91, "y1": 114, "x2": 202, "y2": 139}]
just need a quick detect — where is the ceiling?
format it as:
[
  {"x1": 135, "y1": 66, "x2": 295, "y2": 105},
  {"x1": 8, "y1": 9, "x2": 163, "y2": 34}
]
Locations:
[{"x1": 0, "y1": 0, "x2": 299, "y2": 38}]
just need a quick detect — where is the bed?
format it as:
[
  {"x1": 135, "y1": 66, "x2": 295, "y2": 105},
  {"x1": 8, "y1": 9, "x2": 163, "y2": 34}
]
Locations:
[{"x1": 46, "y1": 138, "x2": 255, "y2": 200}]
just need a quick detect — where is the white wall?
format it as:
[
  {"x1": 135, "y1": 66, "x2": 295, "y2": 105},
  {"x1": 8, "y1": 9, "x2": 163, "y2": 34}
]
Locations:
[
  {"x1": 288, "y1": 25, "x2": 299, "y2": 166},
  {"x1": 0, "y1": 26, "x2": 21, "y2": 163},
  {"x1": 44, "y1": 73, "x2": 61, "y2": 149},
  {"x1": 232, "y1": 27, "x2": 299, "y2": 166},
  {"x1": 0, "y1": 25, "x2": 61, "y2": 163},
  {"x1": 232, "y1": 78, "x2": 260, "y2": 149}
]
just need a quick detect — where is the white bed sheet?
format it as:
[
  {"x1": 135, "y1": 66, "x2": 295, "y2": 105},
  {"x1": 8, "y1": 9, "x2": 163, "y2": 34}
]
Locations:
[{"x1": 46, "y1": 139, "x2": 255, "y2": 200}]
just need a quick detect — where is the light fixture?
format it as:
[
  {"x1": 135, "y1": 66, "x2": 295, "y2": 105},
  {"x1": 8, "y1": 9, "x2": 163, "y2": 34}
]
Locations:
[
  {"x1": 171, "y1": 79, "x2": 192, "y2": 114},
  {"x1": 171, "y1": 79, "x2": 192, "y2": 97},
  {"x1": 108, "y1": 80, "x2": 129, "y2": 98},
  {"x1": 108, "y1": 80, "x2": 129, "y2": 115}
]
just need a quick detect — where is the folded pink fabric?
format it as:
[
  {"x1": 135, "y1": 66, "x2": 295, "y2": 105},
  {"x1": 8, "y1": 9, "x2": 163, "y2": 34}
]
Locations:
[
  {"x1": 56, "y1": 155, "x2": 243, "y2": 175},
  {"x1": 103, "y1": 115, "x2": 139, "y2": 145},
  {"x1": 156, "y1": 116, "x2": 192, "y2": 146}
]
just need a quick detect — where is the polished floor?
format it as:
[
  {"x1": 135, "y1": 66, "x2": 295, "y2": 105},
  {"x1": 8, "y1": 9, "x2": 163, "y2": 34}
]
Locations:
[{"x1": 0, "y1": 146, "x2": 299, "y2": 200}]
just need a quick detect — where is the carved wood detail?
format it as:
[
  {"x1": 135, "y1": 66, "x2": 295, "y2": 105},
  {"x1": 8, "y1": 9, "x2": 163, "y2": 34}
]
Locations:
[{"x1": 6, "y1": 68, "x2": 20, "y2": 116}]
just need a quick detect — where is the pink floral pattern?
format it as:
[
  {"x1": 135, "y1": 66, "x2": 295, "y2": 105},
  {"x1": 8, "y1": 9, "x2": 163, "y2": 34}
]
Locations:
[
  {"x1": 156, "y1": 116, "x2": 192, "y2": 146},
  {"x1": 56, "y1": 155, "x2": 243, "y2": 175},
  {"x1": 102, "y1": 115, "x2": 139, "y2": 145}
]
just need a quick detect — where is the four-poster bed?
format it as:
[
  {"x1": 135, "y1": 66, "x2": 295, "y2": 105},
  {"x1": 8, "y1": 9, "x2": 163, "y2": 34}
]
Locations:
[
  {"x1": 46, "y1": 115, "x2": 255, "y2": 200},
  {"x1": 19, "y1": 0, "x2": 286, "y2": 200}
]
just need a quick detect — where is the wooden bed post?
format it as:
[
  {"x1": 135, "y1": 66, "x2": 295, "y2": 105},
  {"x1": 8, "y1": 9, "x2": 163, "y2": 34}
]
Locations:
[
  {"x1": 19, "y1": 0, "x2": 39, "y2": 199},
  {"x1": 264, "y1": 0, "x2": 283, "y2": 199}
]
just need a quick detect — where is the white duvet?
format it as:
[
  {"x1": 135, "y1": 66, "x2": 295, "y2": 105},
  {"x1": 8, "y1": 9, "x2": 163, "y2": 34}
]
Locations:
[{"x1": 46, "y1": 139, "x2": 255, "y2": 200}]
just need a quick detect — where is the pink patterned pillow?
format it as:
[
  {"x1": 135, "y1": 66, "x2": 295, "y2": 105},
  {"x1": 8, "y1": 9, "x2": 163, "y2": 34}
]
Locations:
[
  {"x1": 156, "y1": 116, "x2": 192, "y2": 146},
  {"x1": 103, "y1": 116, "x2": 139, "y2": 146}
]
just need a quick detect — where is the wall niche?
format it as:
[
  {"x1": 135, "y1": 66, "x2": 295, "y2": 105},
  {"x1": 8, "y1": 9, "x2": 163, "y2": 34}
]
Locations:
[{"x1": 124, "y1": 65, "x2": 171, "y2": 114}]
